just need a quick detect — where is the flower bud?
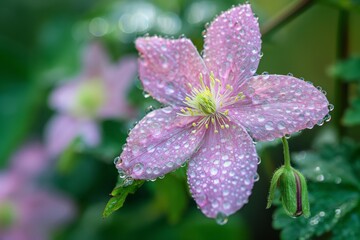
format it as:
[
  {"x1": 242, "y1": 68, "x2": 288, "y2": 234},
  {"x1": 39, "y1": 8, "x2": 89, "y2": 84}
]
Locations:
[{"x1": 267, "y1": 166, "x2": 310, "y2": 218}]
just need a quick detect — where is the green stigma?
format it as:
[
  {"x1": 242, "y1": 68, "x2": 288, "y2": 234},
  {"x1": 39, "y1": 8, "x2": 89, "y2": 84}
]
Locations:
[
  {"x1": 193, "y1": 89, "x2": 217, "y2": 115},
  {"x1": 75, "y1": 78, "x2": 105, "y2": 117}
]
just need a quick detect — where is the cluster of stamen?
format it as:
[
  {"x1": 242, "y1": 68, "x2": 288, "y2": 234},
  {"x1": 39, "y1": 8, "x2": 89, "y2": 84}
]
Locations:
[{"x1": 179, "y1": 72, "x2": 245, "y2": 133}]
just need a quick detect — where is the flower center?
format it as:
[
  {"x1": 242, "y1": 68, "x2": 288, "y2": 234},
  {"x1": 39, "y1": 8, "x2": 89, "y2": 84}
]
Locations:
[
  {"x1": 74, "y1": 78, "x2": 105, "y2": 117},
  {"x1": 179, "y1": 72, "x2": 245, "y2": 133}
]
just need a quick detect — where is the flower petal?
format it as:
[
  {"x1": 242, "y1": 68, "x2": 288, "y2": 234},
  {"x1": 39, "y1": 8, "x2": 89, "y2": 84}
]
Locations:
[
  {"x1": 187, "y1": 124, "x2": 258, "y2": 218},
  {"x1": 117, "y1": 107, "x2": 205, "y2": 180},
  {"x1": 136, "y1": 37, "x2": 208, "y2": 106},
  {"x1": 82, "y1": 42, "x2": 110, "y2": 77},
  {"x1": 228, "y1": 75, "x2": 329, "y2": 141},
  {"x1": 100, "y1": 55, "x2": 137, "y2": 118},
  {"x1": 45, "y1": 115, "x2": 100, "y2": 156},
  {"x1": 203, "y1": 4, "x2": 261, "y2": 89}
]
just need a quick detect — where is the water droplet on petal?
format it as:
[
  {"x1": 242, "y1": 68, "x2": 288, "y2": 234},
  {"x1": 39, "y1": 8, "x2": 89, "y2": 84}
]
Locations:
[
  {"x1": 165, "y1": 82, "x2": 175, "y2": 95},
  {"x1": 215, "y1": 212, "x2": 228, "y2": 225},
  {"x1": 113, "y1": 156, "x2": 121, "y2": 165},
  {"x1": 328, "y1": 104, "x2": 334, "y2": 111},
  {"x1": 324, "y1": 114, "x2": 331, "y2": 122},
  {"x1": 253, "y1": 173, "x2": 260, "y2": 182},
  {"x1": 210, "y1": 167, "x2": 218, "y2": 176},
  {"x1": 257, "y1": 157, "x2": 261, "y2": 165},
  {"x1": 133, "y1": 163, "x2": 144, "y2": 175}
]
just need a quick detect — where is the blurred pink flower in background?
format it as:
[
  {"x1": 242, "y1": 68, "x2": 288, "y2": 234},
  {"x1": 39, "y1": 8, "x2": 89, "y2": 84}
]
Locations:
[
  {"x1": 0, "y1": 142, "x2": 75, "y2": 240},
  {"x1": 45, "y1": 43, "x2": 137, "y2": 156}
]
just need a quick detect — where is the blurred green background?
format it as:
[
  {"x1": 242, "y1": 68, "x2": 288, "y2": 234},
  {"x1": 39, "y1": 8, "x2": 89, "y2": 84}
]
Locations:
[{"x1": 1, "y1": 0, "x2": 360, "y2": 239}]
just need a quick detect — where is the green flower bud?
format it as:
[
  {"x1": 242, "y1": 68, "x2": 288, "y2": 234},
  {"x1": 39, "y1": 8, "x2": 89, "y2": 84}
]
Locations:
[{"x1": 267, "y1": 166, "x2": 310, "y2": 218}]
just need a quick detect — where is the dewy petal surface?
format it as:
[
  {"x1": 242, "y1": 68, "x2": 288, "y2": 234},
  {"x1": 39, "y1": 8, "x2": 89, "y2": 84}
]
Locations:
[
  {"x1": 187, "y1": 124, "x2": 258, "y2": 218},
  {"x1": 117, "y1": 107, "x2": 206, "y2": 179},
  {"x1": 136, "y1": 37, "x2": 208, "y2": 106},
  {"x1": 203, "y1": 4, "x2": 261, "y2": 89},
  {"x1": 228, "y1": 75, "x2": 329, "y2": 141}
]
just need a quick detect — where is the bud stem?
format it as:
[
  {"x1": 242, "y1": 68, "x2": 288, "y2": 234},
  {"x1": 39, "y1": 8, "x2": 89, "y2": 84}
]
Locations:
[{"x1": 281, "y1": 137, "x2": 291, "y2": 170}]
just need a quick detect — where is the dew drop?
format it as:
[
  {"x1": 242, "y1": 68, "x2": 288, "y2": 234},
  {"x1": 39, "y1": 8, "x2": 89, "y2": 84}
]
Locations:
[
  {"x1": 146, "y1": 105, "x2": 154, "y2": 113},
  {"x1": 210, "y1": 167, "x2": 218, "y2": 176},
  {"x1": 223, "y1": 202, "x2": 231, "y2": 210},
  {"x1": 257, "y1": 157, "x2": 261, "y2": 165},
  {"x1": 265, "y1": 122, "x2": 274, "y2": 131},
  {"x1": 335, "y1": 208, "x2": 341, "y2": 216},
  {"x1": 113, "y1": 156, "x2": 121, "y2": 165},
  {"x1": 118, "y1": 169, "x2": 127, "y2": 178},
  {"x1": 253, "y1": 173, "x2": 260, "y2": 182},
  {"x1": 328, "y1": 104, "x2": 334, "y2": 111},
  {"x1": 317, "y1": 119, "x2": 324, "y2": 126},
  {"x1": 215, "y1": 212, "x2": 228, "y2": 225},
  {"x1": 165, "y1": 83, "x2": 175, "y2": 95},
  {"x1": 257, "y1": 115, "x2": 265, "y2": 122},
  {"x1": 335, "y1": 177, "x2": 342, "y2": 184},
  {"x1": 147, "y1": 146, "x2": 155, "y2": 153},
  {"x1": 316, "y1": 174, "x2": 324, "y2": 182},
  {"x1": 285, "y1": 134, "x2": 291, "y2": 139},
  {"x1": 287, "y1": 73, "x2": 293, "y2": 77},
  {"x1": 133, "y1": 163, "x2": 144, "y2": 175},
  {"x1": 123, "y1": 177, "x2": 134, "y2": 186},
  {"x1": 223, "y1": 161, "x2": 232, "y2": 167},
  {"x1": 324, "y1": 114, "x2": 331, "y2": 122},
  {"x1": 143, "y1": 91, "x2": 150, "y2": 98}
]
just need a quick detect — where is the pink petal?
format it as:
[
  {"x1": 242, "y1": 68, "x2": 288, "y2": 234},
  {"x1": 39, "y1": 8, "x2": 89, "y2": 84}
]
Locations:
[
  {"x1": 49, "y1": 80, "x2": 82, "y2": 114},
  {"x1": 45, "y1": 115, "x2": 100, "y2": 157},
  {"x1": 228, "y1": 75, "x2": 329, "y2": 141},
  {"x1": 117, "y1": 107, "x2": 205, "y2": 180},
  {"x1": 203, "y1": 4, "x2": 261, "y2": 90},
  {"x1": 10, "y1": 142, "x2": 47, "y2": 178},
  {"x1": 82, "y1": 42, "x2": 110, "y2": 77},
  {"x1": 187, "y1": 124, "x2": 258, "y2": 218},
  {"x1": 21, "y1": 190, "x2": 75, "y2": 230},
  {"x1": 136, "y1": 37, "x2": 208, "y2": 106},
  {"x1": 99, "y1": 55, "x2": 137, "y2": 119}
]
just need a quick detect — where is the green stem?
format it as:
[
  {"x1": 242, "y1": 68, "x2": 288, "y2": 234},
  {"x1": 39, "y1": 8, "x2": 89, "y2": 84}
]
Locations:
[
  {"x1": 282, "y1": 137, "x2": 291, "y2": 170},
  {"x1": 333, "y1": 10, "x2": 349, "y2": 138},
  {"x1": 261, "y1": 0, "x2": 314, "y2": 37}
]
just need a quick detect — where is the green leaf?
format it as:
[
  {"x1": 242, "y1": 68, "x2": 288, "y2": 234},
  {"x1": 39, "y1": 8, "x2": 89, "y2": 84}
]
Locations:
[
  {"x1": 153, "y1": 173, "x2": 189, "y2": 224},
  {"x1": 343, "y1": 98, "x2": 360, "y2": 126},
  {"x1": 103, "y1": 178, "x2": 144, "y2": 218},
  {"x1": 292, "y1": 150, "x2": 360, "y2": 188},
  {"x1": 273, "y1": 184, "x2": 360, "y2": 240},
  {"x1": 329, "y1": 57, "x2": 360, "y2": 82},
  {"x1": 332, "y1": 210, "x2": 360, "y2": 240}
]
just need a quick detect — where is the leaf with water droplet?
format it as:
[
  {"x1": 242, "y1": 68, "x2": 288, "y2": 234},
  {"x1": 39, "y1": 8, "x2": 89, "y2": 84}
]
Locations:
[{"x1": 103, "y1": 178, "x2": 145, "y2": 218}]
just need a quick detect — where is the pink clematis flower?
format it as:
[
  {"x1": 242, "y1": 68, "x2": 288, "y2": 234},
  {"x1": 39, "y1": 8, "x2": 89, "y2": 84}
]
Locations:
[
  {"x1": 0, "y1": 143, "x2": 75, "y2": 240},
  {"x1": 115, "y1": 4, "x2": 329, "y2": 220},
  {"x1": 45, "y1": 43, "x2": 137, "y2": 156}
]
